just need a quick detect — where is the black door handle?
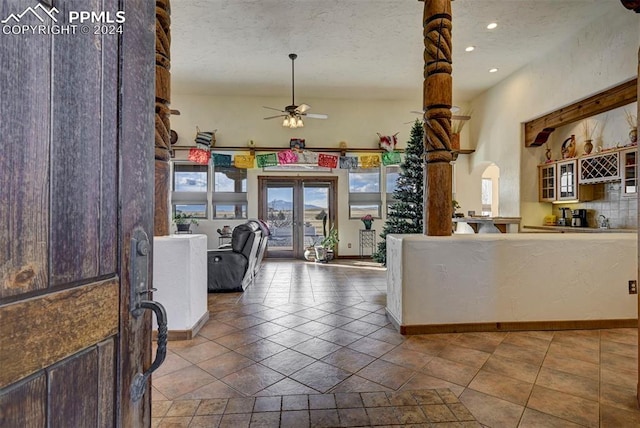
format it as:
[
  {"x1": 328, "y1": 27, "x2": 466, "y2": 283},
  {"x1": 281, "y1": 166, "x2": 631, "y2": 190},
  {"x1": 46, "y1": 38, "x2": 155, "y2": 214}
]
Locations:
[{"x1": 130, "y1": 299, "x2": 167, "y2": 402}]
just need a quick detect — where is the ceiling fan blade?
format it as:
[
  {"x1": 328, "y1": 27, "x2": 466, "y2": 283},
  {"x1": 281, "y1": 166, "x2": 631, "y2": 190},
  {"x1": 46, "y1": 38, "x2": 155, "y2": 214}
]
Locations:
[
  {"x1": 304, "y1": 113, "x2": 328, "y2": 119},
  {"x1": 296, "y1": 103, "x2": 311, "y2": 113},
  {"x1": 263, "y1": 106, "x2": 285, "y2": 112},
  {"x1": 264, "y1": 114, "x2": 287, "y2": 120}
]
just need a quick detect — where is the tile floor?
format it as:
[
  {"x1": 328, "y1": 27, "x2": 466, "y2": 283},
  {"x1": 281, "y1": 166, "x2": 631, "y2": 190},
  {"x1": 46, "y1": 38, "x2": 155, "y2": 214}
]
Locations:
[{"x1": 152, "y1": 260, "x2": 640, "y2": 427}]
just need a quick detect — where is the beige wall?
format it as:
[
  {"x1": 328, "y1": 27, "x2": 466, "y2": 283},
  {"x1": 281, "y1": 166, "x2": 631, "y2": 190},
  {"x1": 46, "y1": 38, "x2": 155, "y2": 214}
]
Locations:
[{"x1": 468, "y1": 6, "x2": 638, "y2": 224}]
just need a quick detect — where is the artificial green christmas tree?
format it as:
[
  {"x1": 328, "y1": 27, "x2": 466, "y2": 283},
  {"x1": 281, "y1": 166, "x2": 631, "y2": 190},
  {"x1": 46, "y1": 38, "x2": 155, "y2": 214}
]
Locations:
[{"x1": 372, "y1": 120, "x2": 424, "y2": 265}]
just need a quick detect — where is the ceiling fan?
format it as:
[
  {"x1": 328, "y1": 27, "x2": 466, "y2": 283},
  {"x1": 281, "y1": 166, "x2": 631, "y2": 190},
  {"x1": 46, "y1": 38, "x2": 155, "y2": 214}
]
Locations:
[{"x1": 263, "y1": 53, "x2": 328, "y2": 128}]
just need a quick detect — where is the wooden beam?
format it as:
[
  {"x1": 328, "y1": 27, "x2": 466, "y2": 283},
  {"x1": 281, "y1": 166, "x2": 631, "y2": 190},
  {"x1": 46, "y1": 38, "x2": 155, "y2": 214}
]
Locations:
[
  {"x1": 0, "y1": 279, "x2": 119, "y2": 388},
  {"x1": 524, "y1": 78, "x2": 637, "y2": 147}
]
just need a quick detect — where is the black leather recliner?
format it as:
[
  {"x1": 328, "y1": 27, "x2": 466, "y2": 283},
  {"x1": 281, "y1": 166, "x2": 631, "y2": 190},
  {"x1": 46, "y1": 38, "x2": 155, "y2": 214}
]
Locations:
[
  {"x1": 207, "y1": 222, "x2": 262, "y2": 292},
  {"x1": 247, "y1": 219, "x2": 270, "y2": 277}
]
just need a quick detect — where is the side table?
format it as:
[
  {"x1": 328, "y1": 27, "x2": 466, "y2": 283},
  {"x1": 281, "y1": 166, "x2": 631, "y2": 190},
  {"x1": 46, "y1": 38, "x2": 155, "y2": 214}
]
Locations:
[
  {"x1": 359, "y1": 229, "x2": 376, "y2": 257},
  {"x1": 218, "y1": 235, "x2": 232, "y2": 247}
]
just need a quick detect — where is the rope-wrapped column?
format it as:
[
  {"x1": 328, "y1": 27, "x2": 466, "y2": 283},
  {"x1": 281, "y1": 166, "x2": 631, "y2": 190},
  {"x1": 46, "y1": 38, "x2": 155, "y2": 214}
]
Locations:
[
  {"x1": 155, "y1": 0, "x2": 171, "y2": 236},
  {"x1": 423, "y1": 0, "x2": 453, "y2": 236}
]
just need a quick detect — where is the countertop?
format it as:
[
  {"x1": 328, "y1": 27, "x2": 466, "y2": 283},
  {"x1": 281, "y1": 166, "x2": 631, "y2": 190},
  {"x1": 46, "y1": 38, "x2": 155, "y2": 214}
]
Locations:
[
  {"x1": 523, "y1": 225, "x2": 637, "y2": 233},
  {"x1": 453, "y1": 217, "x2": 521, "y2": 224}
]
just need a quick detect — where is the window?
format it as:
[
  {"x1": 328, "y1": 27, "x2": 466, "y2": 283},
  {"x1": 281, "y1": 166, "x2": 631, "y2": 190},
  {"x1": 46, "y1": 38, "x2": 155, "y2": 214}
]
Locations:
[
  {"x1": 348, "y1": 168, "x2": 381, "y2": 218},
  {"x1": 481, "y1": 178, "x2": 492, "y2": 216},
  {"x1": 173, "y1": 164, "x2": 208, "y2": 192},
  {"x1": 385, "y1": 165, "x2": 401, "y2": 215},
  {"x1": 172, "y1": 163, "x2": 208, "y2": 218},
  {"x1": 212, "y1": 166, "x2": 247, "y2": 219}
]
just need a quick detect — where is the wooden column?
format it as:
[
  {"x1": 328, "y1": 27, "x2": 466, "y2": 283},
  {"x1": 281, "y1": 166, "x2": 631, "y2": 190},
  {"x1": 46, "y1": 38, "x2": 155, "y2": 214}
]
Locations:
[
  {"x1": 155, "y1": 0, "x2": 172, "y2": 236},
  {"x1": 619, "y1": 0, "x2": 640, "y2": 409},
  {"x1": 422, "y1": 0, "x2": 453, "y2": 236}
]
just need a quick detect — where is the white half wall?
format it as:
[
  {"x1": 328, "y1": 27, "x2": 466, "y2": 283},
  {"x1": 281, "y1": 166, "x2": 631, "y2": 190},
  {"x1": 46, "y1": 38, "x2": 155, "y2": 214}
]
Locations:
[
  {"x1": 153, "y1": 234, "x2": 209, "y2": 333},
  {"x1": 387, "y1": 233, "x2": 637, "y2": 328}
]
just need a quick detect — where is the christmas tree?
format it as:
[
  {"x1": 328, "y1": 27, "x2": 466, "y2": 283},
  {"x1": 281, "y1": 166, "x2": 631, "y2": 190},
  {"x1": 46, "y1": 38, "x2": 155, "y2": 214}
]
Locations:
[{"x1": 372, "y1": 120, "x2": 424, "y2": 265}]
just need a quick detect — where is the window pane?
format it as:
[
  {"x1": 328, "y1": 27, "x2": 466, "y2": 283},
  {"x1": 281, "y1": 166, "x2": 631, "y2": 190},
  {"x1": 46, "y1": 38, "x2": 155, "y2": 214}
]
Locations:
[
  {"x1": 213, "y1": 204, "x2": 247, "y2": 219},
  {"x1": 174, "y1": 204, "x2": 207, "y2": 218},
  {"x1": 386, "y1": 166, "x2": 400, "y2": 194},
  {"x1": 349, "y1": 169, "x2": 380, "y2": 193},
  {"x1": 173, "y1": 164, "x2": 208, "y2": 192},
  {"x1": 214, "y1": 166, "x2": 247, "y2": 192},
  {"x1": 350, "y1": 204, "x2": 380, "y2": 219}
]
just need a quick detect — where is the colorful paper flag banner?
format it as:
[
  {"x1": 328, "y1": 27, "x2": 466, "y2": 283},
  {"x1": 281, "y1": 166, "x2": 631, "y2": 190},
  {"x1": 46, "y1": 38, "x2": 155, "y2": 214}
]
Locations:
[
  {"x1": 256, "y1": 153, "x2": 278, "y2": 168},
  {"x1": 318, "y1": 153, "x2": 338, "y2": 169},
  {"x1": 297, "y1": 150, "x2": 318, "y2": 164},
  {"x1": 211, "y1": 153, "x2": 232, "y2": 167},
  {"x1": 382, "y1": 151, "x2": 402, "y2": 166},
  {"x1": 277, "y1": 150, "x2": 298, "y2": 165},
  {"x1": 234, "y1": 154, "x2": 255, "y2": 169},
  {"x1": 360, "y1": 155, "x2": 381, "y2": 168},
  {"x1": 188, "y1": 148, "x2": 211, "y2": 165},
  {"x1": 339, "y1": 156, "x2": 358, "y2": 169}
]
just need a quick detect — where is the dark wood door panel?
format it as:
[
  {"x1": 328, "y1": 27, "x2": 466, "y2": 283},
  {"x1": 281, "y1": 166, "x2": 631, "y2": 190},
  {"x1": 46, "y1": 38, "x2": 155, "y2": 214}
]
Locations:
[
  {"x1": 0, "y1": 0, "x2": 52, "y2": 298},
  {"x1": 0, "y1": 373, "x2": 46, "y2": 428},
  {"x1": 0, "y1": 338, "x2": 116, "y2": 428},
  {"x1": 50, "y1": 0, "x2": 111, "y2": 286}
]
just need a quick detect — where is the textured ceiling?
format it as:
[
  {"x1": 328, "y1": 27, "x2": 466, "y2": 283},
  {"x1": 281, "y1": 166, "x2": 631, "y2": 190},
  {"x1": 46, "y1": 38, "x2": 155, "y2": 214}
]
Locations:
[{"x1": 170, "y1": 0, "x2": 618, "y2": 102}]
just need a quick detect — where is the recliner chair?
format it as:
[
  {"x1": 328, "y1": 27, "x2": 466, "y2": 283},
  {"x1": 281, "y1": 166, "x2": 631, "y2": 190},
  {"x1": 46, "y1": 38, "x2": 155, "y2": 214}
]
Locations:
[
  {"x1": 247, "y1": 219, "x2": 270, "y2": 277},
  {"x1": 207, "y1": 222, "x2": 262, "y2": 292}
]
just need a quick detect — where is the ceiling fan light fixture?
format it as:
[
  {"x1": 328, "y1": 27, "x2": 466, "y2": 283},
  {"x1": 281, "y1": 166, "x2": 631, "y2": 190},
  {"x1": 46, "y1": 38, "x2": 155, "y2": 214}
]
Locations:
[
  {"x1": 283, "y1": 117, "x2": 290, "y2": 127},
  {"x1": 296, "y1": 117, "x2": 304, "y2": 128}
]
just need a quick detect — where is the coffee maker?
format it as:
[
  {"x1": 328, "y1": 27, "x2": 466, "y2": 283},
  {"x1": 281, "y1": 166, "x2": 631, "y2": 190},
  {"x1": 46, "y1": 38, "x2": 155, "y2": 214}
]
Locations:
[
  {"x1": 572, "y1": 209, "x2": 588, "y2": 227},
  {"x1": 558, "y1": 207, "x2": 571, "y2": 226}
]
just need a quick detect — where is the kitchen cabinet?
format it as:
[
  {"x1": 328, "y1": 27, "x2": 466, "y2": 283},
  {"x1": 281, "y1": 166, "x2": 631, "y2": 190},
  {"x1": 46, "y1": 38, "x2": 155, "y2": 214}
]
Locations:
[
  {"x1": 557, "y1": 159, "x2": 578, "y2": 201},
  {"x1": 578, "y1": 151, "x2": 620, "y2": 184},
  {"x1": 538, "y1": 163, "x2": 556, "y2": 202},
  {"x1": 620, "y1": 147, "x2": 638, "y2": 197},
  {"x1": 538, "y1": 159, "x2": 595, "y2": 203}
]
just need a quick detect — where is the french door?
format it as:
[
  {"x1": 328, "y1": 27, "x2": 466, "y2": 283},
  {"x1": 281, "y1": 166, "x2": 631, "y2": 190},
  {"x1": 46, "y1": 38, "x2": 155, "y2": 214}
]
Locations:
[{"x1": 258, "y1": 177, "x2": 337, "y2": 259}]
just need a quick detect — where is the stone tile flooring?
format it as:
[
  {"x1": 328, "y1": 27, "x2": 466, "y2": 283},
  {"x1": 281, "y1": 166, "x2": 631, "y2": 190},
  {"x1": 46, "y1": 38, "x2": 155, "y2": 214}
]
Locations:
[{"x1": 152, "y1": 260, "x2": 640, "y2": 427}]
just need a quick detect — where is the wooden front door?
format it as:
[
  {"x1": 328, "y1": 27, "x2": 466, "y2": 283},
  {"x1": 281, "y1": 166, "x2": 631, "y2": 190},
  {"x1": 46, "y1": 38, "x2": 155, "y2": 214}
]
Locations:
[{"x1": 0, "y1": 1, "x2": 157, "y2": 426}]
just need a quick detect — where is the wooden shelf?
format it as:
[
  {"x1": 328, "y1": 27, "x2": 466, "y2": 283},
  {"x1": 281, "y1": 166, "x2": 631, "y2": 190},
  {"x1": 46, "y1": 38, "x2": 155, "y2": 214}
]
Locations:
[{"x1": 171, "y1": 145, "x2": 405, "y2": 154}]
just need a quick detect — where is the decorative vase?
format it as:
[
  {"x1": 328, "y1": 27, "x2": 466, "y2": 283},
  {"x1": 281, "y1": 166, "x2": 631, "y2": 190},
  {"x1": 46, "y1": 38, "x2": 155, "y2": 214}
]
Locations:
[
  {"x1": 314, "y1": 246, "x2": 327, "y2": 263},
  {"x1": 630, "y1": 127, "x2": 637, "y2": 144},
  {"x1": 545, "y1": 148, "x2": 552, "y2": 162},
  {"x1": 303, "y1": 247, "x2": 314, "y2": 261},
  {"x1": 362, "y1": 220, "x2": 372, "y2": 230},
  {"x1": 583, "y1": 139, "x2": 593, "y2": 155}
]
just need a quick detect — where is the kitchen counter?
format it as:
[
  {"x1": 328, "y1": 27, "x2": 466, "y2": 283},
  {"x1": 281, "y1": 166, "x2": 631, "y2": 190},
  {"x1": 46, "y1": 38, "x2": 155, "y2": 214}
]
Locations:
[
  {"x1": 453, "y1": 217, "x2": 521, "y2": 233},
  {"x1": 523, "y1": 225, "x2": 637, "y2": 233}
]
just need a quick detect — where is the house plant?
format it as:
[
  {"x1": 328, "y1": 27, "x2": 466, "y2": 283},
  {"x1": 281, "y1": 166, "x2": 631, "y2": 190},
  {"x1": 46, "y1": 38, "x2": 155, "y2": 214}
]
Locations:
[
  {"x1": 314, "y1": 226, "x2": 339, "y2": 262},
  {"x1": 360, "y1": 214, "x2": 374, "y2": 230},
  {"x1": 173, "y1": 212, "x2": 198, "y2": 233}
]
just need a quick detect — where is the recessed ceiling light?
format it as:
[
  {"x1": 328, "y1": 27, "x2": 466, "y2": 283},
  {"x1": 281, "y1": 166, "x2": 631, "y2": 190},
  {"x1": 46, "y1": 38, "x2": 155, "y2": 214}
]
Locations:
[
  {"x1": 465, "y1": 46, "x2": 475, "y2": 52},
  {"x1": 489, "y1": 68, "x2": 499, "y2": 73},
  {"x1": 487, "y1": 22, "x2": 498, "y2": 30}
]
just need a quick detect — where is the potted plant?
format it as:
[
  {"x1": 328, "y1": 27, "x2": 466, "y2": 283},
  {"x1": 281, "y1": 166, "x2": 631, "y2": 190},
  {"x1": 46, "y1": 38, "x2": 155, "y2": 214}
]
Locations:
[
  {"x1": 314, "y1": 226, "x2": 339, "y2": 263},
  {"x1": 321, "y1": 227, "x2": 339, "y2": 261},
  {"x1": 360, "y1": 214, "x2": 374, "y2": 230},
  {"x1": 173, "y1": 212, "x2": 198, "y2": 233}
]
